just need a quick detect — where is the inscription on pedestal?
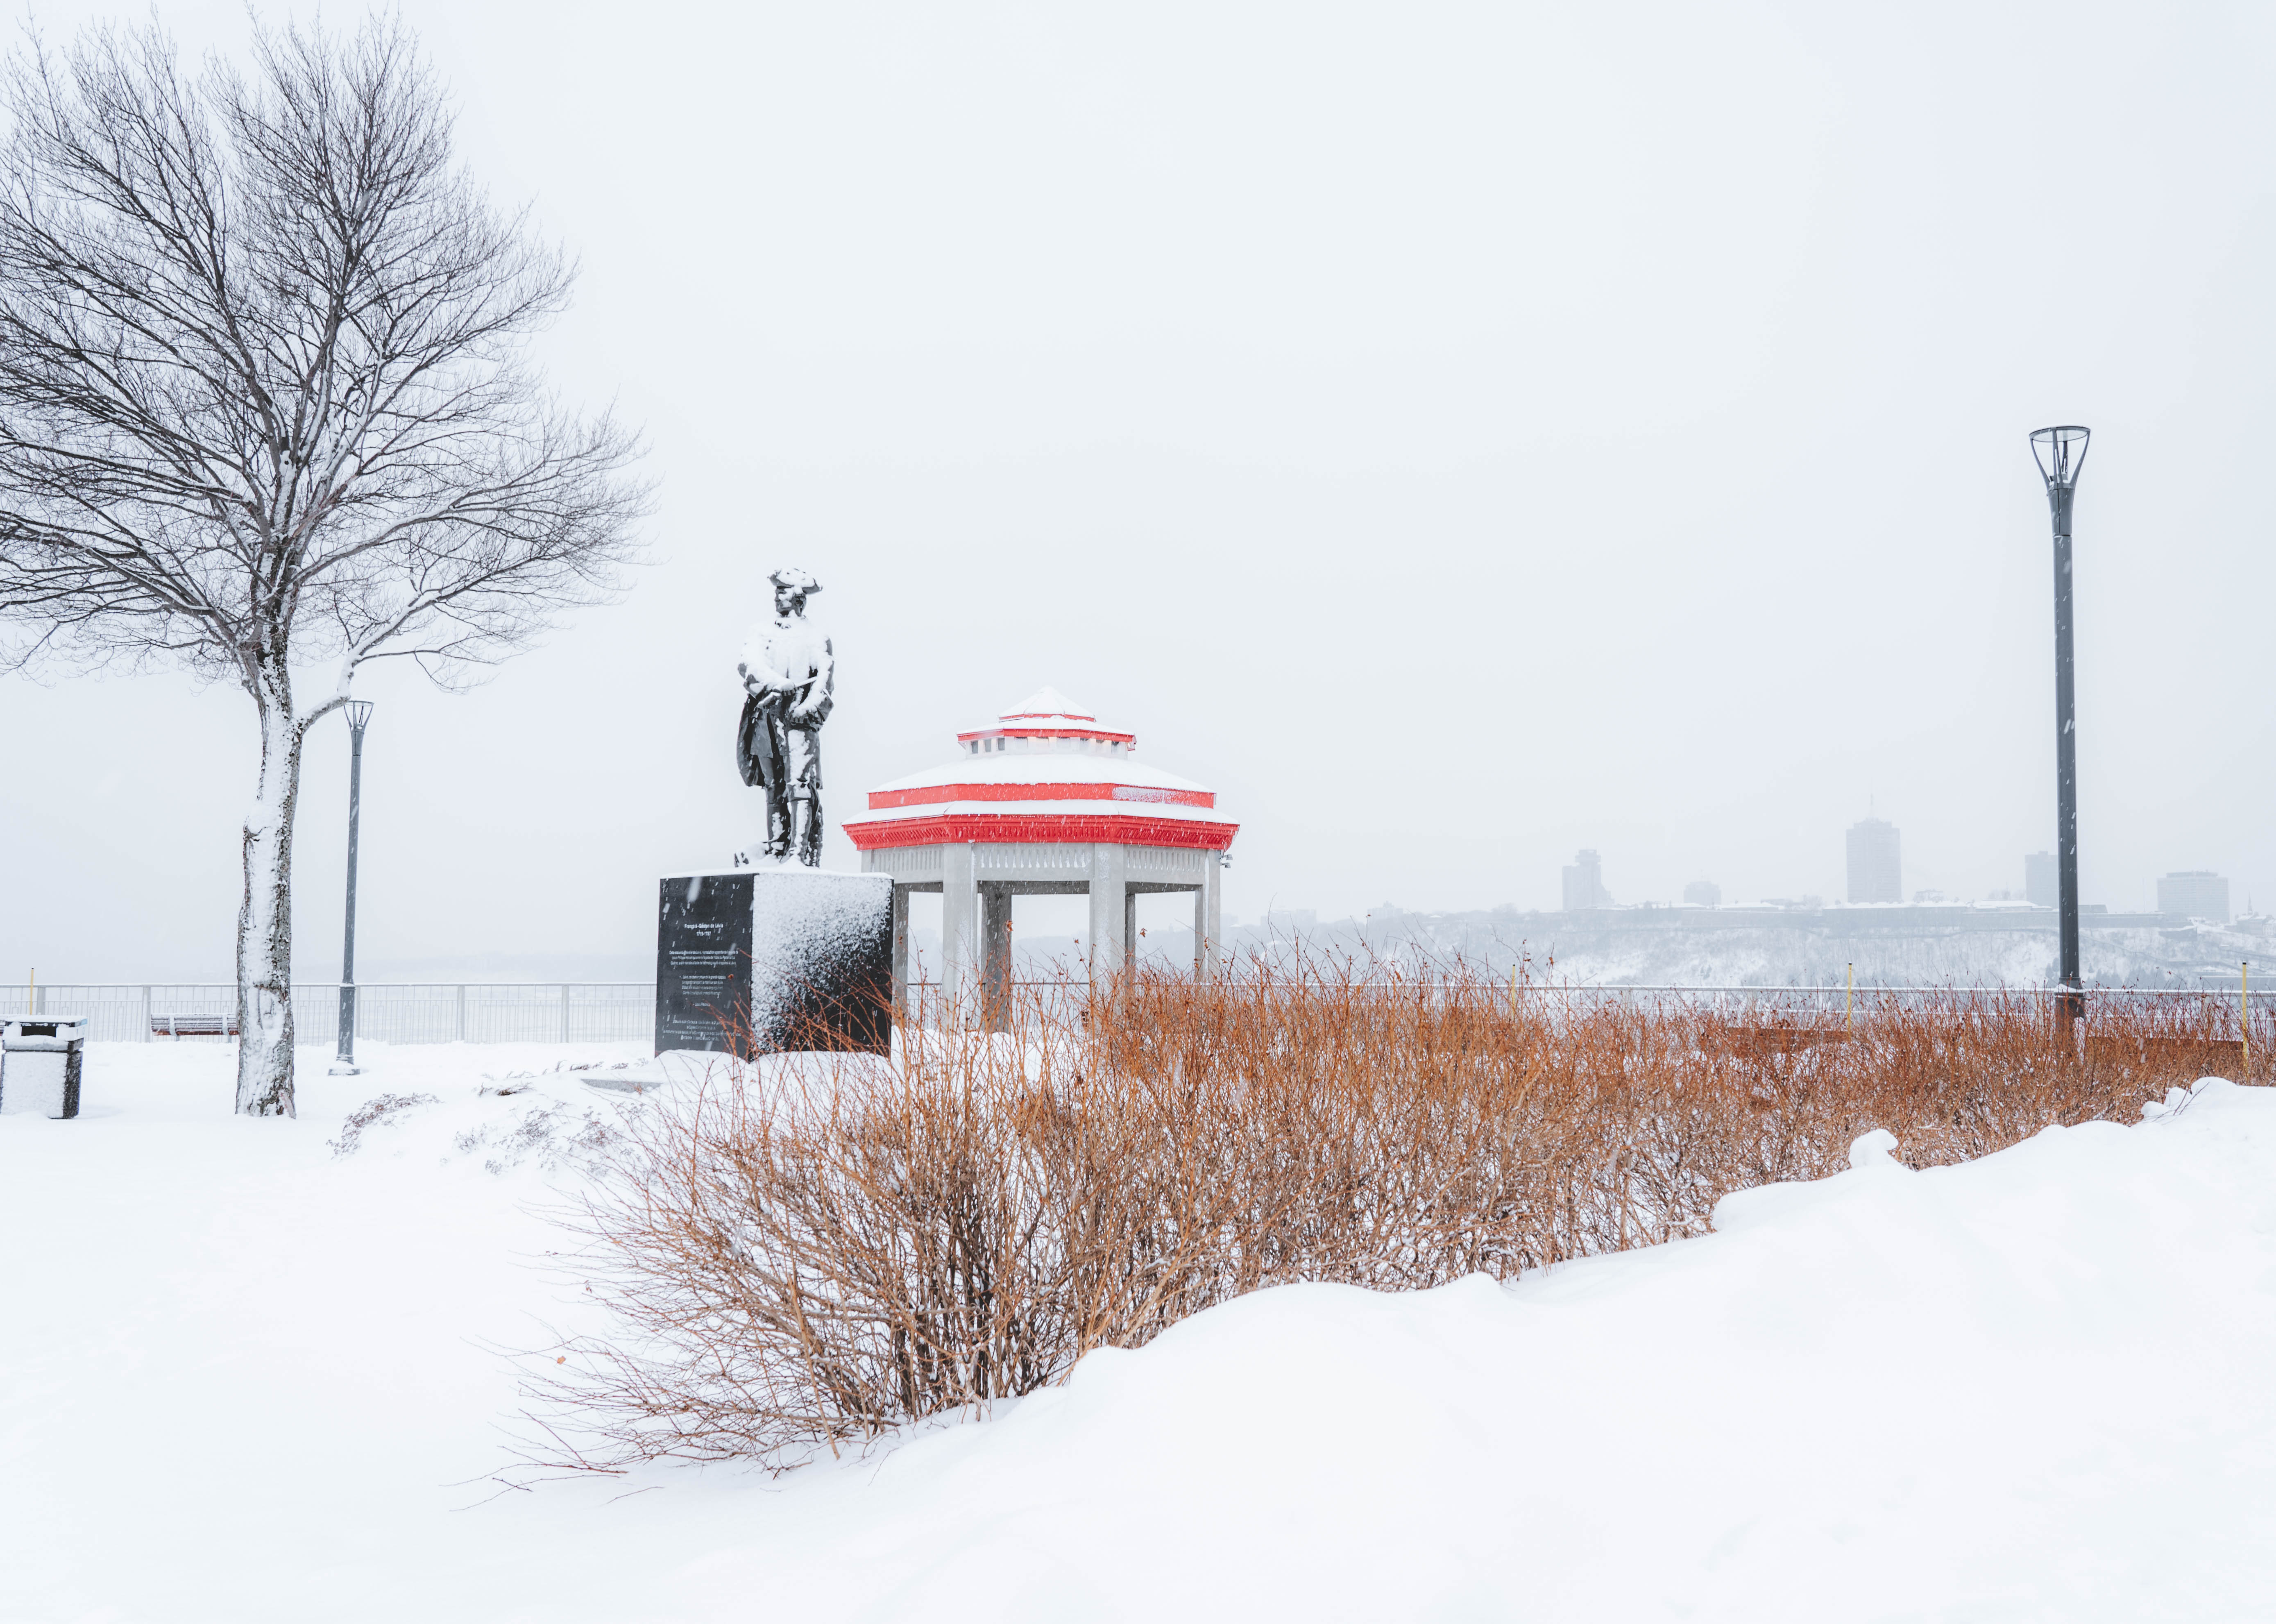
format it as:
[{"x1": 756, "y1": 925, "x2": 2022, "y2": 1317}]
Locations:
[{"x1": 656, "y1": 873, "x2": 755, "y2": 1052}]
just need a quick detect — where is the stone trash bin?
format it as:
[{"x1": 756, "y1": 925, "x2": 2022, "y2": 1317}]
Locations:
[{"x1": 1, "y1": 1018, "x2": 87, "y2": 1119}]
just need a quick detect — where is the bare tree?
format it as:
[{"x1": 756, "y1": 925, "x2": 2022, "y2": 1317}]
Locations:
[{"x1": 0, "y1": 17, "x2": 647, "y2": 1116}]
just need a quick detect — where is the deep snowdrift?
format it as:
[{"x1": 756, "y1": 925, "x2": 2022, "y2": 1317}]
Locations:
[{"x1": 3, "y1": 1043, "x2": 2272, "y2": 1623}]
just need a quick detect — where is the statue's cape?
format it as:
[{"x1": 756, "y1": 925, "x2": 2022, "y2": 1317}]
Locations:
[
  {"x1": 736, "y1": 694, "x2": 780, "y2": 788},
  {"x1": 738, "y1": 692, "x2": 830, "y2": 788}
]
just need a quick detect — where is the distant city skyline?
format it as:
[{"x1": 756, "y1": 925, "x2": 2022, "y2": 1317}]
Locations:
[
  {"x1": 1538, "y1": 826, "x2": 2243, "y2": 920},
  {"x1": 2158, "y1": 871, "x2": 2231, "y2": 924},
  {"x1": 1562, "y1": 850, "x2": 1611, "y2": 911},
  {"x1": 1846, "y1": 817, "x2": 1902, "y2": 905},
  {"x1": 2026, "y1": 852, "x2": 2058, "y2": 909}
]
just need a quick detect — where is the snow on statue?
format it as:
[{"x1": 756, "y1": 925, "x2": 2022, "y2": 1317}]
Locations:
[{"x1": 734, "y1": 567, "x2": 835, "y2": 866}]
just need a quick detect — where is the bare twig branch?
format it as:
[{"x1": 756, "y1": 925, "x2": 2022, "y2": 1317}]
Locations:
[{"x1": 510, "y1": 969, "x2": 2190, "y2": 1479}]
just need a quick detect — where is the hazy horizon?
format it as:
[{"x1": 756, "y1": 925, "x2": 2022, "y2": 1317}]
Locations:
[{"x1": 7, "y1": 1, "x2": 2275, "y2": 984}]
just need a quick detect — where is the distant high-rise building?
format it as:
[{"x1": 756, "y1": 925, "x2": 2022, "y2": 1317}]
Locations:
[
  {"x1": 1684, "y1": 880, "x2": 1721, "y2": 907},
  {"x1": 2025, "y1": 851, "x2": 2057, "y2": 908},
  {"x1": 1845, "y1": 817, "x2": 1902, "y2": 904},
  {"x1": 2158, "y1": 871, "x2": 2230, "y2": 923},
  {"x1": 1562, "y1": 849, "x2": 1611, "y2": 911}
]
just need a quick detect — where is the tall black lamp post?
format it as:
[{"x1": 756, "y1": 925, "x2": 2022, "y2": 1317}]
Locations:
[
  {"x1": 331, "y1": 700, "x2": 375, "y2": 1075},
  {"x1": 2030, "y1": 425, "x2": 2090, "y2": 1029}
]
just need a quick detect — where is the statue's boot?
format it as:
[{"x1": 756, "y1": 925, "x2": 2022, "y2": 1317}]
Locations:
[{"x1": 791, "y1": 794, "x2": 823, "y2": 866}]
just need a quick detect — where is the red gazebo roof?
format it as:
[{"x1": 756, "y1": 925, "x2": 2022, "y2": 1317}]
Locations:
[{"x1": 843, "y1": 688, "x2": 1238, "y2": 853}]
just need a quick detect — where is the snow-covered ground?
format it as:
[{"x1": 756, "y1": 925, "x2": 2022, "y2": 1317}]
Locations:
[{"x1": 5, "y1": 1042, "x2": 2274, "y2": 1622}]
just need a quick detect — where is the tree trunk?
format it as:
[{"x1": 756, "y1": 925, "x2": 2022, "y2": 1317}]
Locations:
[{"x1": 236, "y1": 669, "x2": 302, "y2": 1117}]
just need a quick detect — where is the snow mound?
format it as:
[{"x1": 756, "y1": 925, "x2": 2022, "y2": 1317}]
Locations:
[{"x1": 4, "y1": 1050, "x2": 2274, "y2": 1622}]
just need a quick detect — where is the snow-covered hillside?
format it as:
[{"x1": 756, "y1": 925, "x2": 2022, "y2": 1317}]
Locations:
[
  {"x1": 5, "y1": 1044, "x2": 2273, "y2": 1622},
  {"x1": 1230, "y1": 910, "x2": 2276, "y2": 989}
]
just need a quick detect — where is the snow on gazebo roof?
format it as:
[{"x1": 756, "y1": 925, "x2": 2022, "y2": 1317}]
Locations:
[
  {"x1": 956, "y1": 686, "x2": 1136, "y2": 747},
  {"x1": 843, "y1": 687, "x2": 1238, "y2": 853},
  {"x1": 1002, "y1": 684, "x2": 1086, "y2": 722}
]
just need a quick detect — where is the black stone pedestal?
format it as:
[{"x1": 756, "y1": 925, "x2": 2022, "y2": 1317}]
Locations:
[{"x1": 656, "y1": 867, "x2": 893, "y2": 1057}]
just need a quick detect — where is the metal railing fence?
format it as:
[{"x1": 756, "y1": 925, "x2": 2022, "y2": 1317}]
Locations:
[
  {"x1": 7, "y1": 979, "x2": 2270, "y2": 1047},
  {"x1": 1, "y1": 984, "x2": 654, "y2": 1045},
  {"x1": 905, "y1": 978, "x2": 2276, "y2": 1031},
  {"x1": 1488, "y1": 982, "x2": 2276, "y2": 1043}
]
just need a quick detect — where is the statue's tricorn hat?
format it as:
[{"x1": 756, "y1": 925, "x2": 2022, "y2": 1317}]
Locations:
[{"x1": 770, "y1": 566, "x2": 821, "y2": 594}]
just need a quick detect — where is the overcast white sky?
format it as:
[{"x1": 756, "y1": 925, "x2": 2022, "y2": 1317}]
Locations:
[{"x1": 6, "y1": 0, "x2": 2275, "y2": 981}]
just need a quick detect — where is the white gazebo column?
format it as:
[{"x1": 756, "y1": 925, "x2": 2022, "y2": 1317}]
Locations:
[
  {"x1": 1087, "y1": 843, "x2": 1128, "y2": 982},
  {"x1": 940, "y1": 841, "x2": 977, "y2": 1022},
  {"x1": 1195, "y1": 850, "x2": 1223, "y2": 980}
]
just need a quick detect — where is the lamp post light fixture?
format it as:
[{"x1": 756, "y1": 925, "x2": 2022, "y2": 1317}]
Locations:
[
  {"x1": 330, "y1": 700, "x2": 376, "y2": 1076},
  {"x1": 2029, "y1": 424, "x2": 2090, "y2": 1030}
]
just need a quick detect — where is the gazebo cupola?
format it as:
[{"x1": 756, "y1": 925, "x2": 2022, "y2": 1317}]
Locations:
[
  {"x1": 954, "y1": 685, "x2": 1136, "y2": 758},
  {"x1": 843, "y1": 687, "x2": 1238, "y2": 1016}
]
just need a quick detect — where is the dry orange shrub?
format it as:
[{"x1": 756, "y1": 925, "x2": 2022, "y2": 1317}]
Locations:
[{"x1": 521, "y1": 968, "x2": 2254, "y2": 1474}]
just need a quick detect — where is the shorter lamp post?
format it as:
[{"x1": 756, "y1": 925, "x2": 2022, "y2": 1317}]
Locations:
[
  {"x1": 331, "y1": 700, "x2": 375, "y2": 1075},
  {"x1": 2029, "y1": 425, "x2": 2090, "y2": 1032}
]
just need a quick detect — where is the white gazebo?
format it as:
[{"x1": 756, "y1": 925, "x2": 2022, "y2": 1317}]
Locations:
[{"x1": 843, "y1": 687, "x2": 1238, "y2": 1016}]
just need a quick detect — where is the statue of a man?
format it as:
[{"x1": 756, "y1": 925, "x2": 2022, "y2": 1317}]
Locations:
[{"x1": 734, "y1": 567, "x2": 835, "y2": 866}]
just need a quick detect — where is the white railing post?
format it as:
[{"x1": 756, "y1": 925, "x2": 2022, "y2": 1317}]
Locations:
[
  {"x1": 457, "y1": 983, "x2": 467, "y2": 1043},
  {"x1": 560, "y1": 983, "x2": 571, "y2": 1043}
]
